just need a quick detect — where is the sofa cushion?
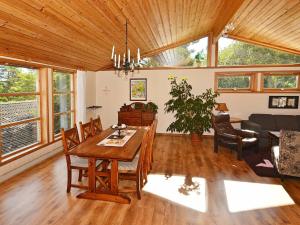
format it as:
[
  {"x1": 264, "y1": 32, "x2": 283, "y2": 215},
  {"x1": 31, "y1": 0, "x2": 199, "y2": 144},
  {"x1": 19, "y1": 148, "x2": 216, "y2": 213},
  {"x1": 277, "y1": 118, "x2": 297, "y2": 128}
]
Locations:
[
  {"x1": 249, "y1": 114, "x2": 276, "y2": 131},
  {"x1": 274, "y1": 115, "x2": 299, "y2": 131}
]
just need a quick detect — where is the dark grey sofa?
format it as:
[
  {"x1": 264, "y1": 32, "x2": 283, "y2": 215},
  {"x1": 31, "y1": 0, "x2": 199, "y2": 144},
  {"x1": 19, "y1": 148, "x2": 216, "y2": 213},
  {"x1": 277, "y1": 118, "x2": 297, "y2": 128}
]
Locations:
[{"x1": 241, "y1": 114, "x2": 300, "y2": 149}]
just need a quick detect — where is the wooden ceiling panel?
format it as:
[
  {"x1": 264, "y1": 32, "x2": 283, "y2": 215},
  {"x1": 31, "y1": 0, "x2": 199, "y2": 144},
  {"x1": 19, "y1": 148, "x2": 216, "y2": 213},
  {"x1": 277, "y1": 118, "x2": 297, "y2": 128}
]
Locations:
[
  {"x1": 229, "y1": 0, "x2": 300, "y2": 53},
  {"x1": 0, "y1": 0, "x2": 299, "y2": 70},
  {"x1": 0, "y1": 0, "x2": 239, "y2": 70}
]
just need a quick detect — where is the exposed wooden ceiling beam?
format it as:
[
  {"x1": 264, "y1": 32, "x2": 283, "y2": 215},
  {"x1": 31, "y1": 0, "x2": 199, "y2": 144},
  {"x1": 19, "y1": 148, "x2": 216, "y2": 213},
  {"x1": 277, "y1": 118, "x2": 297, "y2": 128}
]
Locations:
[
  {"x1": 228, "y1": 34, "x2": 300, "y2": 56},
  {"x1": 212, "y1": 0, "x2": 245, "y2": 43}
]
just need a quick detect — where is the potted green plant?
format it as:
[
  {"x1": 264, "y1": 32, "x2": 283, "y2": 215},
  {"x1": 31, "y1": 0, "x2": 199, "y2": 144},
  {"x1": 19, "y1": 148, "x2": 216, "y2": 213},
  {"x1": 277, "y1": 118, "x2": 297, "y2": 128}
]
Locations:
[
  {"x1": 145, "y1": 102, "x2": 158, "y2": 113},
  {"x1": 164, "y1": 76, "x2": 219, "y2": 141}
]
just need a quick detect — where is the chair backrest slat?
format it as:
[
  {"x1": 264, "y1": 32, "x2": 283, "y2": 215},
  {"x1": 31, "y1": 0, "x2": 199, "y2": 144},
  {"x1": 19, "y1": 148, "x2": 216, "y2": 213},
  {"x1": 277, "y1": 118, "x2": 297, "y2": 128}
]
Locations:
[
  {"x1": 91, "y1": 116, "x2": 103, "y2": 136},
  {"x1": 79, "y1": 121, "x2": 93, "y2": 141},
  {"x1": 61, "y1": 125, "x2": 80, "y2": 154}
]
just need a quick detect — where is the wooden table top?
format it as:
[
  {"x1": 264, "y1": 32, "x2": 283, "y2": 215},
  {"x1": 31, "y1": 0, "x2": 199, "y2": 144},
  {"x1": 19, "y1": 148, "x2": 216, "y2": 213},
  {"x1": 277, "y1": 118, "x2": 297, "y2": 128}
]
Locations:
[{"x1": 69, "y1": 128, "x2": 145, "y2": 161}]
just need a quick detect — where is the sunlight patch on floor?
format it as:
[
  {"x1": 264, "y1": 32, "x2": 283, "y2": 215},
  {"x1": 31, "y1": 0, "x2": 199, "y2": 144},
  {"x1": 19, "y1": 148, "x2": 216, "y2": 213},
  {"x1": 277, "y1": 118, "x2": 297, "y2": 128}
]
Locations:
[
  {"x1": 224, "y1": 180, "x2": 295, "y2": 213},
  {"x1": 143, "y1": 174, "x2": 207, "y2": 212}
]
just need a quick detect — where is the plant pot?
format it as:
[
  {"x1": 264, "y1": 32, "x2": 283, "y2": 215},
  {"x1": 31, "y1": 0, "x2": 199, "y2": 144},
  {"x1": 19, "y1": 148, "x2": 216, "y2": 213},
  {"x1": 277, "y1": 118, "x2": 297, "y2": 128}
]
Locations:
[{"x1": 191, "y1": 132, "x2": 203, "y2": 142}]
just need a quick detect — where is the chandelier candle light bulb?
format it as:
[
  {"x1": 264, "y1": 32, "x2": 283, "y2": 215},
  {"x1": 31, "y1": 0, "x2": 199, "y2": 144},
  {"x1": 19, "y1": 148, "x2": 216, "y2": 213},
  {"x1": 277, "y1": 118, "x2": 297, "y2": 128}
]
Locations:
[{"x1": 137, "y1": 48, "x2": 140, "y2": 62}]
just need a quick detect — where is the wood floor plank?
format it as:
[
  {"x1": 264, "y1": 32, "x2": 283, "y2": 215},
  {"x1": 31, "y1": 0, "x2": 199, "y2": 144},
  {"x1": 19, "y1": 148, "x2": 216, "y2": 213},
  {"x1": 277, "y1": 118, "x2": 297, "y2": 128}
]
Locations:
[{"x1": 0, "y1": 135, "x2": 299, "y2": 225}]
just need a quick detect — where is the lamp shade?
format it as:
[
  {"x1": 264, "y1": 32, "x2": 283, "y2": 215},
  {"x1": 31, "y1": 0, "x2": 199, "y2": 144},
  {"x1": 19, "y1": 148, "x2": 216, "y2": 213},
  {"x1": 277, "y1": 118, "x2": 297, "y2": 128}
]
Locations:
[{"x1": 216, "y1": 103, "x2": 229, "y2": 112}]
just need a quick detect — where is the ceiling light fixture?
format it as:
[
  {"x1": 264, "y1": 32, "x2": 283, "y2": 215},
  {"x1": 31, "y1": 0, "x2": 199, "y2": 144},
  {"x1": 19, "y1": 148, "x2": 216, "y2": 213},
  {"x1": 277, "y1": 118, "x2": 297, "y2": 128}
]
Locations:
[
  {"x1": 221, "y1": 22, "x2": 235, "y2": 38},
  {"x1": 111, "y1": 20, "x2": 141, "y2": 77}
]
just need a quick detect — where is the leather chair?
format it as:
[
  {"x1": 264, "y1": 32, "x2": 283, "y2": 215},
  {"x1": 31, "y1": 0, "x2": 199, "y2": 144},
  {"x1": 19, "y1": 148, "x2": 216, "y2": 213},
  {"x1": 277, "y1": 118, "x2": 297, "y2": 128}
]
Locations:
[{"x1": 212, "y1": 113, "x2": 259, "y2": 160}]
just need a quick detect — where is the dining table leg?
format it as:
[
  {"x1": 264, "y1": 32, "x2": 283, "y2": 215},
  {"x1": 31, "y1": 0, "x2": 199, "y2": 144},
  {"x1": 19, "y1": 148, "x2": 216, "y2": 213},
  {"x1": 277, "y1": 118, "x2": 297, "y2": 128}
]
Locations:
[
  {"x1": 77, "y1": 158, "x2": 131, "y2": 204},
  {"x1": 110, "y1": 159, "x2": 118, "y2": 193},
  {"x1": 88, "y1": 158, "x2": 96, "y2": 192}
]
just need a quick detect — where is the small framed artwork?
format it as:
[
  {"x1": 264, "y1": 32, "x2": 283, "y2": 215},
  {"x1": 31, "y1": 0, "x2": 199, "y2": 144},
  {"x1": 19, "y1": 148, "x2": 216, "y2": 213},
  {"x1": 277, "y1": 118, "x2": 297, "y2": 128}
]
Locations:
[
  {"x1": 130, "y1": 78, "x2": 147, "y2": 101},
  {"x1": 268, "y1": 96, "x2": 299, "y2": 109}
]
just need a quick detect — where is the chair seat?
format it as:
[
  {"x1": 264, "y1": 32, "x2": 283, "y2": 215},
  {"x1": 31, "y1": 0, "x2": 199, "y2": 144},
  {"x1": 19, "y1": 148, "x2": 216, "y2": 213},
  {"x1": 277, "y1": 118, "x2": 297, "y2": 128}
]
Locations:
[
  {"x1": 108, "y1": 155, "x2": 139, "y2": 171},
  {"x1": 70, "y1": 156, "x2": 102, "y2": 168}
]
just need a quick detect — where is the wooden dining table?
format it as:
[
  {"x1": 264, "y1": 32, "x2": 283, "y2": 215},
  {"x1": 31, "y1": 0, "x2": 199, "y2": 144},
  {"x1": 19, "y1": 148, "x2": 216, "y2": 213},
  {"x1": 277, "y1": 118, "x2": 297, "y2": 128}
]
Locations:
[{"x1": 69, "y1": 127, "x2": 145, "y2": 204}]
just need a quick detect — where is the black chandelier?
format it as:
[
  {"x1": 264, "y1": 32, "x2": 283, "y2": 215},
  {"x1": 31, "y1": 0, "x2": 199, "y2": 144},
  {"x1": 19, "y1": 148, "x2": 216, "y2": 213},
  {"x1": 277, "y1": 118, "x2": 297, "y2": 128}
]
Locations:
[{"x1": 111, "y1": 20, "x2": 141, "y2": 76}]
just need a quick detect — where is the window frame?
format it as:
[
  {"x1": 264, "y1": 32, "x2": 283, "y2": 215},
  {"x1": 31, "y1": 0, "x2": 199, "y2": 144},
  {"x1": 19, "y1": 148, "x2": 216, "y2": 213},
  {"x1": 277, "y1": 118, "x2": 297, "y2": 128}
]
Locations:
[
  {"x1": 52, "y1": 70, "x2": 76, "y2": 140},
  {"x1": 261, "y1": 71, "x2": 300, "y2": 93},
  {"x1": 0, "y1": 66, "x2": 42, "y2": 159},
  {"x1": 214, "y1": 72, "x2": 257, "y2": 93}
]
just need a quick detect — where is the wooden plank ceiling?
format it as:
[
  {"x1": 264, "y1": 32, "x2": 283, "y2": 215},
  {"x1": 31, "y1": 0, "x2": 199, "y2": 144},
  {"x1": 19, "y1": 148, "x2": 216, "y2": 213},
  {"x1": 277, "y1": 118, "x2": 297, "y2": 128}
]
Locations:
[
  {"x1": 228, "y1": 0, "x2": 300, "y2": 54},
  {"x1": 0, "y1": 0, "x2": 299, "y2": 71}
]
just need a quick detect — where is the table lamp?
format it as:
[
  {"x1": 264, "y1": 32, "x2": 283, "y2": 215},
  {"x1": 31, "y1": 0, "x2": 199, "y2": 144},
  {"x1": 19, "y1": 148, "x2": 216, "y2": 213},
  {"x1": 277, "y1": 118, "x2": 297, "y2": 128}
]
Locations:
[{"x1": 215, "y1": 103, "x2": 229, "y2": 113}]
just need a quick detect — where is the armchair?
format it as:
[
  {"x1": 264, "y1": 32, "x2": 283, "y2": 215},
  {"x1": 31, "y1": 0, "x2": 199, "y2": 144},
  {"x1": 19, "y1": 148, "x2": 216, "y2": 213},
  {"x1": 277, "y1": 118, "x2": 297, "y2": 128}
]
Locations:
[
  {"x1": 212, "y1": 113, "x2": 259, "y2": 160},
  {"x1": 271, "y1": 130, "x2": 300, "y2": 178}
]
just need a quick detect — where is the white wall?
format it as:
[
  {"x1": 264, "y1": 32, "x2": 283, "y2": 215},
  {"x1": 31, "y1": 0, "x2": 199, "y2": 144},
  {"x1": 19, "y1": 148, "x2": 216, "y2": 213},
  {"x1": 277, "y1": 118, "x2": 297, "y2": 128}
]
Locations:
[
  {"x1": 90, "y1": 67, "x2": 300, "y2": 133},
  {"x1": 76, "y1": 70, "x2": 87, "y2": 123},
  {"x1": 85, "y1": 71, "x2": 98, "y2": 120}
]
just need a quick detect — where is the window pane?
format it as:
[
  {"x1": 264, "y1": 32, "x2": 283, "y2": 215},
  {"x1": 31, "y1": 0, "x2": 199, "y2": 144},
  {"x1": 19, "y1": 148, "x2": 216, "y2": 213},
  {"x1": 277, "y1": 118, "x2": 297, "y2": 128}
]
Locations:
[
  {"x1": 0, "y1": 96, "x2": 40, "y2": 125},
  {"x1": 0, "y1": 121, "x2": 40, "y2": 154},
  {"x1": 142, "y1": 37, "x2": 208, "y2": 67},
  {"x1": 54, "y1": 113, "x2": 74, "y2": 135},
  {"x1": 0, "y1": 65, "x2": 38, "y2": 94},
  {"x1": 263, "y1": 75, "x2": 298, "y2": 89},
  {"x1": 53, "y1": 94, "x2": 72, "y2": 113},
  {"x1": 218, "y1": 37, "x2": 300, "y2": 66},
  {"x1": 217, "y1": 76, "x2": 251, "y2": 89},
  {"x1": 53, "y1": 71, "x2": 72, "y2": 92}
]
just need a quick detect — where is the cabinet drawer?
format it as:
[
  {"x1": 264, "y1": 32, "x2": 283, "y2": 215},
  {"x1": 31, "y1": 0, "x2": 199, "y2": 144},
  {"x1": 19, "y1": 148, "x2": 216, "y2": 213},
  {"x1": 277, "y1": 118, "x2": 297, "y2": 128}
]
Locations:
[
  {"x1": 142, "y1": 112, "x2": 154, "y2": 120},
  {"x1": 119, "y1": 111, "x2": 141, "y2": 118}
]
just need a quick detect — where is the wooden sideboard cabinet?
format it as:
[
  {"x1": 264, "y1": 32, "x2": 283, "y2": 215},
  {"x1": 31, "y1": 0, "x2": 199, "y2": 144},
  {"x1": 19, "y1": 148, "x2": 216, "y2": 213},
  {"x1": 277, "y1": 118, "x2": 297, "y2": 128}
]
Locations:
[{"x1": 118, "y1": 102, "x2": 156, "y2": 126}]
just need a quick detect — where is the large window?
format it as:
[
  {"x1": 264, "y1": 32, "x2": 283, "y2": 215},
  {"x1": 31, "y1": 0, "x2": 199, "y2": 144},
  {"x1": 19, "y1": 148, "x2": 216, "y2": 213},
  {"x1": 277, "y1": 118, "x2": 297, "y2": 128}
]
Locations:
[
  {"x1": 142, "y1": 37, "x2": 208, "y2": 67},
  {"x1": 0, "y1": 65, "x2": 41, "y2": 156},
  {"x1": 52, "y1": 71, "x2": 75, "y2": 136},
  {"x1": 218, "y1": 37, "x2": 300, "y2": 66},
  {"x1": 215, "y1": 72, "x2": 256, "y2": 92},
  {"x1": 262, "y1": 72, "x2": 300, "y2": 92}
]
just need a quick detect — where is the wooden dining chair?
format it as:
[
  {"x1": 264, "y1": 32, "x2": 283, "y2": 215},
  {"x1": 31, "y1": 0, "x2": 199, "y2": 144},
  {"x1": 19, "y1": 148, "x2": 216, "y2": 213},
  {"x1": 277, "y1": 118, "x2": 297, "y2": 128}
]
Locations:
[
  {"x1": 115, "y1": 127, "x2": 150, "y2": 199},
  {"x1": 91, "y1": 116, "x2": 103, "y2": 136},
  {"x1": 61, "y1": 125, "x2": 102, "y2": 193},
  {"x1": 148, "y1": 119, "x2": 158, "y2": 170},
  {"x1": 141, "y1": 122, "x2": 155, "y2": 185},
  {"x1": 79, "y1": 120, "x2": 93, "y2": 142}
]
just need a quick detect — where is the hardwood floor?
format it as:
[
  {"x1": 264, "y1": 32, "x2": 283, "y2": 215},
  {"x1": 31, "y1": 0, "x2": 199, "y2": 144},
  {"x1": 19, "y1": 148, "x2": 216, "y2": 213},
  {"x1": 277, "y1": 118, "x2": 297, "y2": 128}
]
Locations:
[{"x1": 0, "y1": 135, "x2": 299, "y2": 225}]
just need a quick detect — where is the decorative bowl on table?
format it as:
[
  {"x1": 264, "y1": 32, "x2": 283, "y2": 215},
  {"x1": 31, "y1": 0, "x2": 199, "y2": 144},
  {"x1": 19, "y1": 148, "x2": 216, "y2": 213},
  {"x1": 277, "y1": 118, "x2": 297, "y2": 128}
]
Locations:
[{"x1": 111, "y1": 124, "x2": 127, "y2": 137}]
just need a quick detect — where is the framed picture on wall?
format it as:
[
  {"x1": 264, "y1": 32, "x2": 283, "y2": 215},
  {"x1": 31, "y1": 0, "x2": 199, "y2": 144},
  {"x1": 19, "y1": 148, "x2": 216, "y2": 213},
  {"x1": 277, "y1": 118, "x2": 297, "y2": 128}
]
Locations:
[
  {"x1": 268, "y1": 96, "x2": 299, "y2": 109},
  {"x1": 130, "y1": 78, "x2": 147, "y2": 101}
]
